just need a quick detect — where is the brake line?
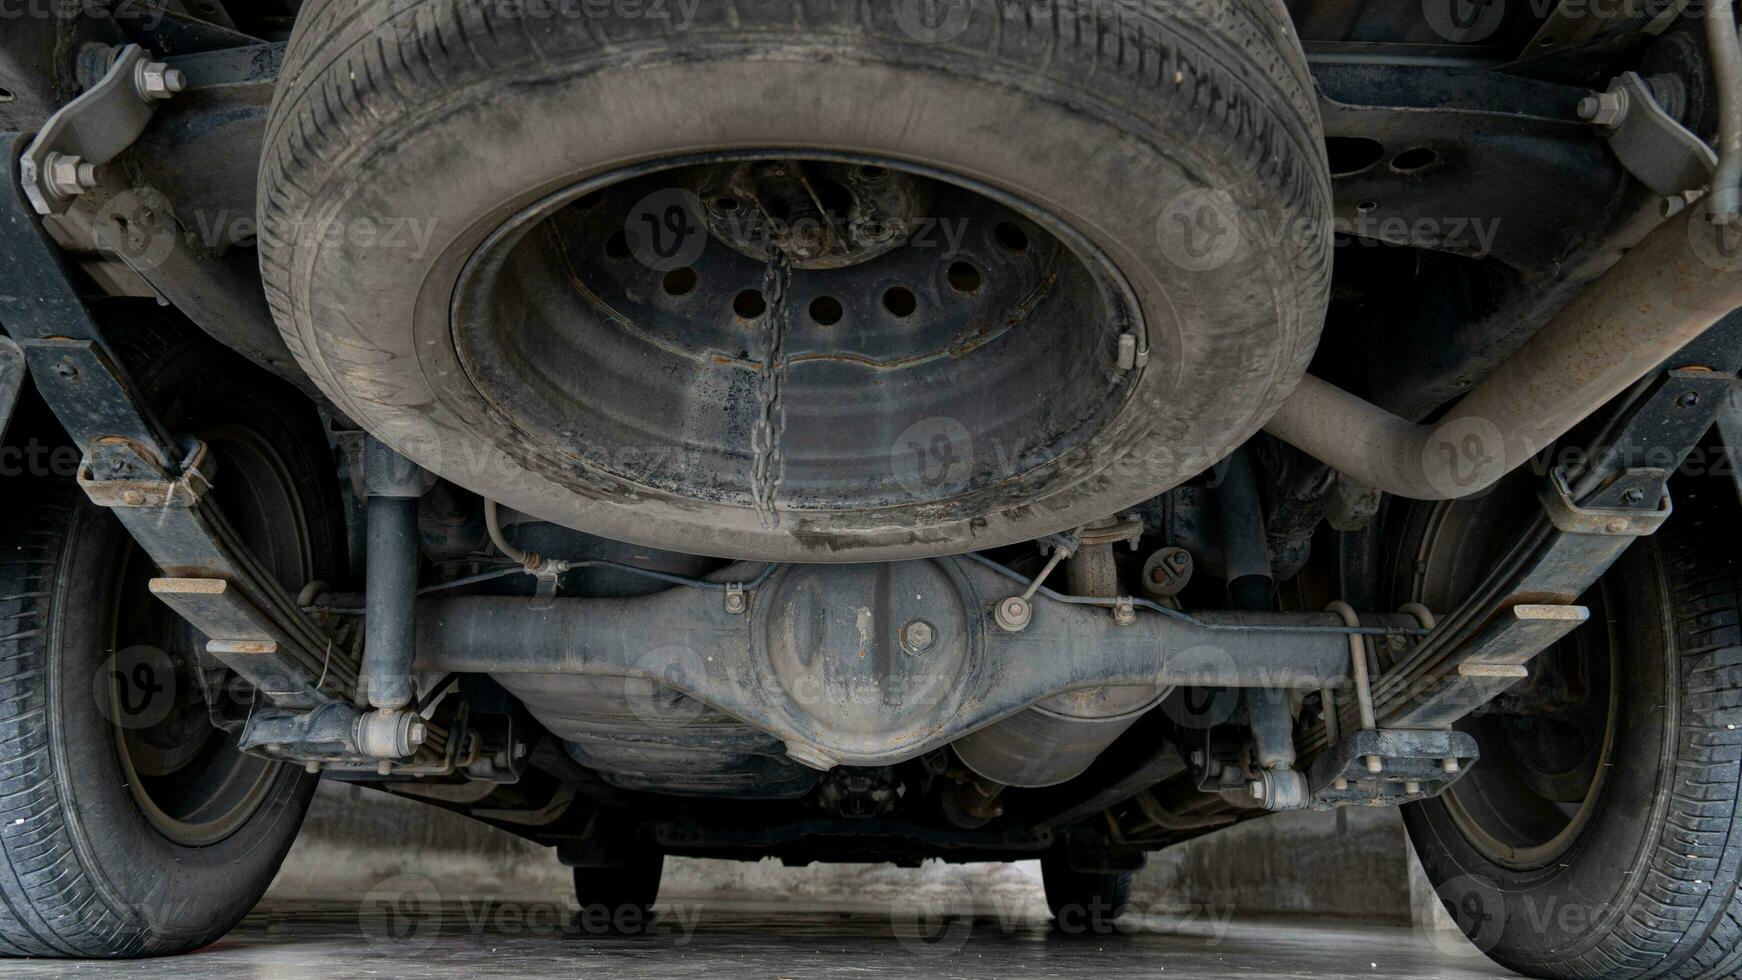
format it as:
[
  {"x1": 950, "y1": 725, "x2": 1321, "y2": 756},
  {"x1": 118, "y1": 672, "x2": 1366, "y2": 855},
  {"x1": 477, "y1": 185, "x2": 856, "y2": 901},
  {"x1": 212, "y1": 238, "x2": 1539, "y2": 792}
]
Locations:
[{"x1": 960, "y1": 552, "x2": 1428, "y2": 638}]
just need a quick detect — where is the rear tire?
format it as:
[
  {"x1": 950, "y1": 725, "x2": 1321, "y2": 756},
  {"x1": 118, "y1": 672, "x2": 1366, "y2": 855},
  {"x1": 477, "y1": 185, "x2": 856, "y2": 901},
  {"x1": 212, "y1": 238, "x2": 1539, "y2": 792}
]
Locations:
[
  {"x1": 573, "y1": 852, "x2": 664, "y2": 933},
  {"x1": 1041, "y1": 854, "x2": 1133, "y2": 935},
  {"x1": 0, "y1": 315, "x2": 346, "y2": 956},
  {"x1": 1392, "y1": 472, "x2": 1742, "y2": 979}
]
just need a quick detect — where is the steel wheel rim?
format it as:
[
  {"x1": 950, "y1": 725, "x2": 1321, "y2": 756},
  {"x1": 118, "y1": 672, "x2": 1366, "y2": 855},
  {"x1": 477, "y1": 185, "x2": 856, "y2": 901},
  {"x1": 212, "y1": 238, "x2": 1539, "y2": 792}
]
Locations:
[
  {"x1": 448, "y1": 151, "x2": 1147, "y2": 526},
  {"x1": 1410, "y1": 489, "x2": 1621, "y2": 871}
]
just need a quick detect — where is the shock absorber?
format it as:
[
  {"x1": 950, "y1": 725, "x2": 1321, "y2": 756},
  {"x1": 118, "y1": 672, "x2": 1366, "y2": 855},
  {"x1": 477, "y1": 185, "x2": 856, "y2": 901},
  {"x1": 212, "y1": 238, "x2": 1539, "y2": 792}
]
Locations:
[{"x1": 358, "y1": 437, "x2": 428, "y2": 758}]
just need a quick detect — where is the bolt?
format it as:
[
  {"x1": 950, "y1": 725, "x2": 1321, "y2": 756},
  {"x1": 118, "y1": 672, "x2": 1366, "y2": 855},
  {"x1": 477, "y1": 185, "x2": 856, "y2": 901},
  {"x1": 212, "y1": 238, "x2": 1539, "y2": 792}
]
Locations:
[
  {"x1": 376, "y1": 760, "x2": 392, "y2": 776},
  {"x1": 1621, "y1": 488, "x2": 1646, "y2": 505},
  {"x1": 408, "y1": 720, "x2": 427, "y2": 747},
  {"x1": 1248, "y1": 778, "x2": 1267, "y2": 803},
  {"x1": 1404, "y1": 780, "x2": 1422, "y2": 796},
  {"x1": 1442, "y1": 757, "x2": 1461, "y2": 774},
  {"x1": 994, "y1": 596, "x2": 1032, "y2": 632},
  {"x1": 1576, "y1": 90, "x2": 1627, "y2": 128},
  {"x1": 724, "y1": 588, "x2": 747, "y2": 614},
  {"x1": 53, "y1": 360, "x2": 78, "y2": 380},
  {"x1": 304, "y1": 761, "x2": 320, "y2": 774},
  {"x1": 1676, "y1": 391, "x2": 1700, "y2": 409},
  {"x1": 136, "y1": 61, "x2": 186, "y2": 101},
  {"x1": 1606, "y1": 518, "x2": 1631, "y2": 534},
  {"x1": 1111, "y1": 598, "x2": 1137, "y2": 627},
  {"x1": 1365, "y1": 754, "x2": 1384, "y2": 775},
  {"x1": 120, "y1": 490, "x2": 146, "y2": 506},
  {"x1": 899, "y1": 619, "x2": 936, "y2": 655},
  {"x1": 1333, "y1": 777, "x2": 1349, "y2": 791},
  {"x1": 43, "y1": 152, "x2": 97, "y2": 199}
]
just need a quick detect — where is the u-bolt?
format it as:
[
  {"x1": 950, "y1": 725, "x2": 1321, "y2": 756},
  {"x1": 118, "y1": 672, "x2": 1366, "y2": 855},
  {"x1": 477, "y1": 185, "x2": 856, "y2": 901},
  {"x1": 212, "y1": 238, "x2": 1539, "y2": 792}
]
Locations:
[{"x1": 1328, "y1": 600, "x2": 1382, "y2": 774}]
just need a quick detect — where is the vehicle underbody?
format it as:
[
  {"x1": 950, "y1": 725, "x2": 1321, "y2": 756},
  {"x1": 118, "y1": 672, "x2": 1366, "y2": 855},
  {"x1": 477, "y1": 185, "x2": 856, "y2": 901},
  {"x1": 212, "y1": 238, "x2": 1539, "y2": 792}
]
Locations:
[{"x1": 2, "y1": 0, "x2": 1742, "y2": 973}]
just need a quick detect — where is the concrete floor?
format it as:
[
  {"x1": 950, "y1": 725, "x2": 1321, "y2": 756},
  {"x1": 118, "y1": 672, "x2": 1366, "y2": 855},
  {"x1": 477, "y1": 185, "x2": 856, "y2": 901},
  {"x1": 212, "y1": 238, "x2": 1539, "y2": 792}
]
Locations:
[{"x1": 0, "y1": 899, "x2": 1514, "y2": 979}]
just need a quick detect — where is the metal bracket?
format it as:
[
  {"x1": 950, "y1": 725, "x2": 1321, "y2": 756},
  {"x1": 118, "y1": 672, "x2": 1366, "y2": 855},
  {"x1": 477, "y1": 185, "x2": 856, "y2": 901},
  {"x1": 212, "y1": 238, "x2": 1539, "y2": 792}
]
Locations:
[
  {"x1": 1308, "y1": 729, "x2": 1479, "y2": 810},
  {"x1": 20, "y1": 44, "x2": 183, "y2": 215},
  {"x1": 1540, "y1": 466, "x2": 1672, "y2": 537},
  {"x1": 238, "y1": 701, "x2": 463, "y2": 777},
  {"x1": 1583, "y1": 71, "x2": 1718, "y2": 199}
]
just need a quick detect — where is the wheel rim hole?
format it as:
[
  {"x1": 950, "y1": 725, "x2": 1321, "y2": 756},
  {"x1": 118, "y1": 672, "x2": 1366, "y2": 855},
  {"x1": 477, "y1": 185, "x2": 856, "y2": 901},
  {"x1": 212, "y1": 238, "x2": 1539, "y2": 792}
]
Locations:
[
  {"x1": 810, "y1": 296, "x2": 844, "y2": 326},
  {"x1": 994, "y1": 221, "x2": 1029, "y2": 254},
  {"x1": 714, "y1": 196, "x2": 742, "y2": 214},
  {"x1": 1356, "y1": 200, "x2": 1379, "y2": 215},
  {"x1": 0, "y1": 88, "x2": 15, "y2": 104},
  {"x1": 881, "y1": 287, "x2": 917, "y2": 318},
  {"x1": 733, "y1": 289, "x2": 767, "y2": 319},
  {"x1": 1390, "y1": 147, "x2": 1438, "y2": 174},
  {"x1": 605, "y1": 229, "x2": 631, "y2": 259},
  {"x1": 946, "y1": 261, "x2": 982, "y2": 294},
  {"x1": 662, "y1": 267, "x2": 698, "y2": 297},
  {"x1": 858, "y1": 166, "x2": 888, "y2": 182}
]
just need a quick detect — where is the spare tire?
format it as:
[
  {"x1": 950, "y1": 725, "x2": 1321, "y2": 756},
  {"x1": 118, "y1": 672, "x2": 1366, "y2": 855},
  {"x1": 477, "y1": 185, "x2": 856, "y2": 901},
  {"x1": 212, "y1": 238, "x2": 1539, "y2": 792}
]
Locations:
[{"x1": 259, "y1": 0, "x2": 1330, "y2": 561}]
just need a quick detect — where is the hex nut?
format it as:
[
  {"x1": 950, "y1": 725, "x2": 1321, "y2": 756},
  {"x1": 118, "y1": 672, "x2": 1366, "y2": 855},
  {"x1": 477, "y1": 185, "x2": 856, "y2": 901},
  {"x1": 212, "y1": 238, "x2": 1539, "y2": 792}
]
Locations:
[
  {"x1": 899, "y1": 619, "x2": 936, "y2": 655},
  {"x1": 994, "y1": 596, "x2": 1032, "y2": 632},
  {"x1": 1576, "y1": 90, "x2": 1627, "y2": 129},
  {"x1": 136, "y1": 61, "x2": 186, "y2": 101},
  {"x1": 44, "y1": 153, "x2": 97, "y2": 198}
]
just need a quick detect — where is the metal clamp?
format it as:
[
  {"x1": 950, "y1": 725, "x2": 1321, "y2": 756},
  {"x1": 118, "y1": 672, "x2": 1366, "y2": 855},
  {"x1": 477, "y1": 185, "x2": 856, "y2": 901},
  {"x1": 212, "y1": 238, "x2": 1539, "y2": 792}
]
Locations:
[
  {"x1": 1308, "y1": 729, "x2": 1480, "y2": 810},
  {"x1": 1111, "y1": 596, "x2": 1137, "y2": 626},
  {"x1": 20, "y1": 44, "x2": 183, "y2": 215},
  {"x1": 1540, "y1": 466, "x2": 1673, "y2": 537},
  {"x1": 77, "y1": 439, "x2": 212, "y2": 510},
  {"x1": 1580, "y1": 71, "x2": 1718, "y2": 200}
]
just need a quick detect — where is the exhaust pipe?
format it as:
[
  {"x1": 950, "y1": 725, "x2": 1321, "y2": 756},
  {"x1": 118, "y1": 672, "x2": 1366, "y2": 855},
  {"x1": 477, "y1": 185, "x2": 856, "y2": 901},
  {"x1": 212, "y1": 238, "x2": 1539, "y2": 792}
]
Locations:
[{"x1": 1263, "y1": 206, "x2": 1742, "y2": 500}]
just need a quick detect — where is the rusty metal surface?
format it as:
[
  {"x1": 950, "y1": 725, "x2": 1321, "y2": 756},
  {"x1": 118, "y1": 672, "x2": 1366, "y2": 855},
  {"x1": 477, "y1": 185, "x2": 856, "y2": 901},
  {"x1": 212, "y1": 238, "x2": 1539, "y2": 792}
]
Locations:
[{"x1": 413, "y1": 557, "x2": 1423, "y2": 771}]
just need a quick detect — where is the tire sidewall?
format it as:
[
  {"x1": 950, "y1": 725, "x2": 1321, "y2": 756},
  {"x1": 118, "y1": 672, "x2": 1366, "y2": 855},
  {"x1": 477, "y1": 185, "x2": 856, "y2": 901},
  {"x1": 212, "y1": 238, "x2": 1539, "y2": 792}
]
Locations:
[
  {"x1": 43, "y1": 327, "x2": 343, "y2": 952},
  {"x1": 271, "y1": 29, "x2": 1328, "y2": 560},
  {"x1": 1403, "y1": 536, "x2": 1677, "y2": 967},
  {"x1": 48, "y1": 503, "x2": 314, "y2": 951}
]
